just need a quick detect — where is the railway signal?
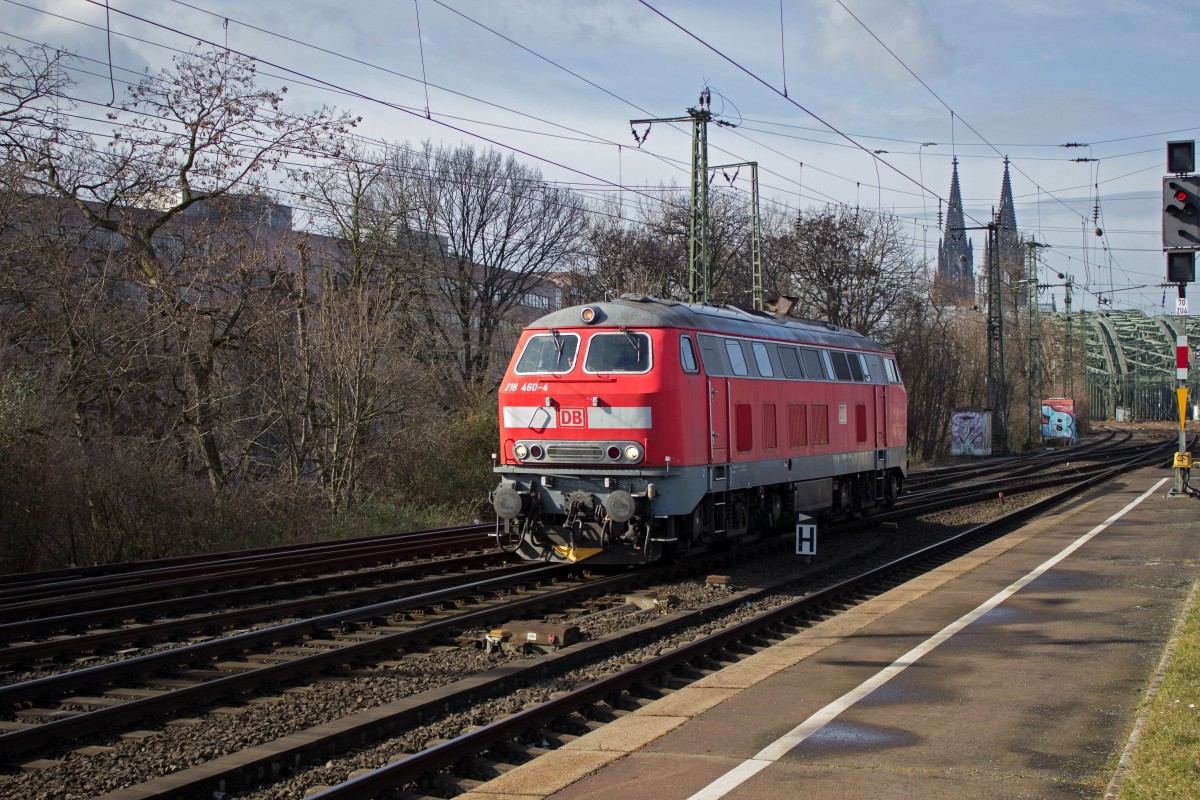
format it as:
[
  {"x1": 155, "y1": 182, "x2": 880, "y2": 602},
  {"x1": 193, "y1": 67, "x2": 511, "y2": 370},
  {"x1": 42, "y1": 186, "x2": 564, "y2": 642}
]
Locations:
[
  {"x1": 1159, "y1": 141, "x2": 1196, "y2": 497},
  {"x1": 1168, "y1": 140, "x2": 1196, "y2": 174},
  {"x1": 1167, "y1": 250, "x2": 1196, "y2": 284},
  {"x1": 1163, "y1": 176, "x2": 1200, "y2": 249}
]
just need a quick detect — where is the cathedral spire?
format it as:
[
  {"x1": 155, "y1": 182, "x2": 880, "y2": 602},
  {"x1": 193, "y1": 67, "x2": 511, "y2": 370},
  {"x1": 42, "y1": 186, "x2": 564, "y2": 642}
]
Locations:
[
  {"x1": 946, "y1": 157, "x2": 966, "y2": 239},
  {"x1": 986, "y1": 156, "x2": 1027, "y2": 306},
  {"x1": 997, "y1": 156, "x2": 1017, "y2": 232},
  {"x1": 937, "y1": 157, "x2": 974, "y2": 303}
]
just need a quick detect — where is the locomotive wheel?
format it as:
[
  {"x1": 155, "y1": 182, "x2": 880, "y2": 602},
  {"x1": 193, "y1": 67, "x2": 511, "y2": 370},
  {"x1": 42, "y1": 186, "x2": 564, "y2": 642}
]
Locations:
[
  {"x1": 837, "y1": 481, "x2": 852, "y2": 515},
  {"x1": 885, "y1": 472, "x2": 900, "y2": 505},
  {"x1": 767, "y1": 492, "x2": 783, "y2": 527}
]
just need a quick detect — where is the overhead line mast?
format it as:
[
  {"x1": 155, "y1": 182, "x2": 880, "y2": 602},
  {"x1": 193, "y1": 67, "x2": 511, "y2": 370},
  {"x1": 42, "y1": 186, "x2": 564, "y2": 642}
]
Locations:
[
  {"x1": 632, "y1": 90, "x2": 723, "y2": 304},
  {"x1": 713, "y1": 161, "x2": 763, "y2": 311}
]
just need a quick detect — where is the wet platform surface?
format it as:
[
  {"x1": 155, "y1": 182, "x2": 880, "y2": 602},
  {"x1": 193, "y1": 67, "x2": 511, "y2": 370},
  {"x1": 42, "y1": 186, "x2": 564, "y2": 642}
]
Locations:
[{"x1": 465, "y1": 465, "x2": 1200, "y2": 800}]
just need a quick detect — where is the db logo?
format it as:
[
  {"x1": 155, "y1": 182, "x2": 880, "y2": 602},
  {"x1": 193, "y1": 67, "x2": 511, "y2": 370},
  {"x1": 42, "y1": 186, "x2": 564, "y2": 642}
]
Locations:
[{"x1": 559, "y1": 408, "x2": 585, "y2": 427}]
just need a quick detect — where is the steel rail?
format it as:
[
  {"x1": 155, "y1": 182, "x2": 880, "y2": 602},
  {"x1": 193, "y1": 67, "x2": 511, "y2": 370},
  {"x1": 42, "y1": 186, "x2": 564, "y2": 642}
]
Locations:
[
  {"x1": 0, "y1": 562, "x2": 563, "y2": 711},
  {"x1": 0, "y1": 534, "x2": 496, "y2": 628},
  {"x1": 0, "y1": 552, "x2": 521, "y2": 665},
  {"x1": 904, "y1": 429, "x2": 1125, "y2": 490},
  {"x1": 0, "y1": 524, "x2": 493, "y2": 597}
]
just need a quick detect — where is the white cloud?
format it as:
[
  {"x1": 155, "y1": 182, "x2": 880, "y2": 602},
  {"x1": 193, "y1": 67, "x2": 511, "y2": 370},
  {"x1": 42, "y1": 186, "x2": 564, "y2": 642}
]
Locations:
[{"x1": 799, "y1": 0, "x2": 953, "y2": 82}]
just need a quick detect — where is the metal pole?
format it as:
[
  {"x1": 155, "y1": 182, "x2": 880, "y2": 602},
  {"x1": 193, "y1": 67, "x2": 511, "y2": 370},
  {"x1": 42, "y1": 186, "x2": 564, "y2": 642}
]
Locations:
[
  {"x1": 690, "y1": 108, "x2": 712, "y2": 303},
  {"x1": 985, "y1": 221, "x2": 1007, "y2": 453},
  {"x1": 1065, "y1": 278, "x2": 1074, "y2": 398},
  {"x1": 631, "y1": 91, "x2": 713, "y2": 305},
  {"x1": 751, "y1": 162, "x2": 762, "y2": 311},
  {"x1": 1175, "y1": 286, "x2": 1189, "y2": 496},
  {"x1": 1026, "y1": 242, "x2": 1038, "y2": 449},
  {"x1": 712, "y1": 160, "x2": 762, "y2": 310}
]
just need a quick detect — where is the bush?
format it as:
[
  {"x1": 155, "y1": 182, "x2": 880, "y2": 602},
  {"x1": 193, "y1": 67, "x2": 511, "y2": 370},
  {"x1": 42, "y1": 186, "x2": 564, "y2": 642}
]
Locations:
[{"x1": 359, "y1": 386, "x2": 501, "y2": 531}]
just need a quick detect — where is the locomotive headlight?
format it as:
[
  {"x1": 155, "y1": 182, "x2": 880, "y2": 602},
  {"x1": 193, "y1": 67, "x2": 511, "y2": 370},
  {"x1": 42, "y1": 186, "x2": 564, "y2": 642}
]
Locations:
[
  {"x1": 514, "y1": 443, "x2": 529, "y2": 460},
  {"x1": 580, "y1": 306, "x2": 599, "y2": 323},
  {"x1": 624, "y1": 444, "x2": 642, "y2": 462}
]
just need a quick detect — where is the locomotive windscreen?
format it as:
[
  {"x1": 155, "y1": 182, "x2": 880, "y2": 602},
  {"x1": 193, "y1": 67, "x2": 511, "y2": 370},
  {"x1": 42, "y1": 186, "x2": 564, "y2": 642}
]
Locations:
[
  {"x1": 584, "y1": 331, "x2": 652, "y2": 373},
  {"x1": 516, "y1": 332, "x2": 579, "y2": 374}
]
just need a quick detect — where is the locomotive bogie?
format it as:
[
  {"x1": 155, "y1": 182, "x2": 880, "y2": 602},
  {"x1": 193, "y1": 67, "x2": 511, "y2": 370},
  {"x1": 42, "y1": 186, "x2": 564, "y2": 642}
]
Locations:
[{"x1": 492, "y1": 295, "x2": 908, "y2": 565}]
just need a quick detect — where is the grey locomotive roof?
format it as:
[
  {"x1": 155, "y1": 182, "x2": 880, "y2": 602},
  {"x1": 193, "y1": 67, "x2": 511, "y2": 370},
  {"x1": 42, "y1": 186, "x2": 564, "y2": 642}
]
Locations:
[{"x1": 528, "y1": 294, "x2": 888, "y2": 353}]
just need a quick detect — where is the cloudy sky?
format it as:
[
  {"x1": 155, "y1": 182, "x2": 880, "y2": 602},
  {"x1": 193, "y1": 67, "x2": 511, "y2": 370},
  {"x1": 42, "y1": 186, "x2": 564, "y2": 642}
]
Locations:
[{"x1": 5, "y1": 0, "x2": 1195, "y2": 314}]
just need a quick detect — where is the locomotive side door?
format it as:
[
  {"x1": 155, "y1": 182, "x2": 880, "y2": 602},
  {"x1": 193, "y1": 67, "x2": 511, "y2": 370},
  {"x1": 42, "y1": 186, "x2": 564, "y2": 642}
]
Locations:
[
  {"x1": 708, "y1": 378, "x2": 729, "y2": 463},
  {"x1": 876, "y1": 385, "x2": 887, "y2": 447},
  {"x1": 697, "y1": 334, "x2": 730, "y2": 464}
]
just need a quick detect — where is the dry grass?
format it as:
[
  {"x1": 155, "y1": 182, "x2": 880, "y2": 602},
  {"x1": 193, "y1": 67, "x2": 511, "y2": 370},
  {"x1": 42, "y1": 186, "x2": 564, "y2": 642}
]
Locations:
[{"x1": 1117, "y1": 585, "x2": 1200, "y2": 798}]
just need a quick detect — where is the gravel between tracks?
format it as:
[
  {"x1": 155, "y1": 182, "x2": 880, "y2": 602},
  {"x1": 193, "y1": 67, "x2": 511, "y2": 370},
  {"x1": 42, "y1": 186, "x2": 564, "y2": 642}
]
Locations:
[{"x1": 0, "y1": 489, "x2": 1062, "y2": 799}]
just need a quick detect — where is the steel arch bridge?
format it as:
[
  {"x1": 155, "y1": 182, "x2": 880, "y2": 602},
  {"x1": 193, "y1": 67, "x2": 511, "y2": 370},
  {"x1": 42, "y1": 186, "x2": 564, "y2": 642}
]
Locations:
[{"x1": 1080, "y1": 310, "x2": 1197, "y2": 422}]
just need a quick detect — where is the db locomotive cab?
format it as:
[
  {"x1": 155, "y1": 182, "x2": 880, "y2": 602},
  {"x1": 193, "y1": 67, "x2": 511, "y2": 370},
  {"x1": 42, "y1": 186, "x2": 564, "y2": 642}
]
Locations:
[{"x1": 492, "y1": 304, "x2": 691, "y2": 565}]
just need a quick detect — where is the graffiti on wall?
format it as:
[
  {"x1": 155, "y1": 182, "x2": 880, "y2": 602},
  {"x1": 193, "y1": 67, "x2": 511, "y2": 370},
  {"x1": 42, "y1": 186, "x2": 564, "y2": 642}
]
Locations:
[
  {"x1": 950, "y1": 409, "x2": 992, "y2": 456},
  {"x1": 1041, "y1": 398, "x2": 1077, "y2": 444}
]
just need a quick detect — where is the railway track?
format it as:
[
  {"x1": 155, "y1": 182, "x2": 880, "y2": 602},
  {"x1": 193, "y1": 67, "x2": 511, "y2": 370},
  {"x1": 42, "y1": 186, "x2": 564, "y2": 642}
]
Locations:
[
  {"x1": 0, "y1": 525, "x2": 495, "y2": 615},
  {"x1": 0, "y1": 433, "x2": 1178, "y2": 800},
  {"x1": 902, "y1": 428, "x2": 1123, "y2": 492},
  {"x1": 0, "y1": 551, "x2": 521, "y2": 667}
]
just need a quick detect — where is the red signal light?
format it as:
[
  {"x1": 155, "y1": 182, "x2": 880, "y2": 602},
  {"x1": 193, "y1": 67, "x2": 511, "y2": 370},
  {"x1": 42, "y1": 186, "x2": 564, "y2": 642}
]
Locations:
[{"x1": 1176, "y1": 189, "x2": 1190, "y2": 202}]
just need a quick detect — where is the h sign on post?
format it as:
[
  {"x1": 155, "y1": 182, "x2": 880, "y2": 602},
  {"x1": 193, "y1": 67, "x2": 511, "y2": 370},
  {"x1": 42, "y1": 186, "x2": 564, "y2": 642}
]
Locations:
[{"x1": 795, "y1": 513, "x2": 817, "y2": 556}]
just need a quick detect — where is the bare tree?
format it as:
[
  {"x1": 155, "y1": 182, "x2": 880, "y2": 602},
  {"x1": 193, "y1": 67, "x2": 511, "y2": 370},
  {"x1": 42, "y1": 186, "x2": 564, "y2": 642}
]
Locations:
[
  {"x1": 578, "y1": 184, "x2": 753, "y2": 307},
  {"x1": 390, "y1": 142, "x2": 587, "y2": 387},
  {"x1": 267, "y1": 147, "x2": 426, "y2": 512},
  {"x1": 3, "y1": 47, "x2": 355, "y2": 496},
  {"x1": 782, "y1": 204, "x2": 924, "y2": 338},
  {"x1": 0, "y1": 44, "x2": 77, "y2": 159},
  {"x1": 580, "y1": 200, "x2": 684, "y2": 301}
]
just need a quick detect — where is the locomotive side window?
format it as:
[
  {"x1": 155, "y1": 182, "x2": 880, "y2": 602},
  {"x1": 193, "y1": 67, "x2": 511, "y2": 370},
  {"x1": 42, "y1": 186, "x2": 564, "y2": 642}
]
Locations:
[
  {"x1": 680, "y1": 335, "x2": 699, "y2": 374},
  {"x1": 584, "y1": 331, "x2": 652, "y2": 373},
  {"x1": 885, "y1": 357, "x2": 902, "y2": 383},
  {"x1": 779, "y1": 346, "x2": 804, "y2": 380},
  {"x1": 751, "y1": 342, "x2": 774, "y2": 377},
  {"x1": 725, "y1": 339, "x2": 749, "y2": 376},
  {"x1": 820, "y1": 350, "x2": 836, "y2": 380},
  {"x1": 865, "y1": 354, "x2": 885, "y2": 384},
  {"x1": 697, "y1": 334, "x2": 727, "y2": 375},
  {"x1": 800, "y1": 348, "x2": 827, "y2": 380},
  {"x1": 846, "y1": 353, "x2": 865, "y2": 381},
  {"x1": 829, "y1": 350, "x2": 854, "y2": 381},
  {"x1": 515, "y1": 332, "x2": 580, "y2": 374}
]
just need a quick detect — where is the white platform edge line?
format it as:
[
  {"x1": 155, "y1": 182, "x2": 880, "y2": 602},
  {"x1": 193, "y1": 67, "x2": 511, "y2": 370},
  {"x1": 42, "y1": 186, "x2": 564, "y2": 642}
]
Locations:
[{"x1": 687, "y1": 477, "x2": 1170, "y2": 800}]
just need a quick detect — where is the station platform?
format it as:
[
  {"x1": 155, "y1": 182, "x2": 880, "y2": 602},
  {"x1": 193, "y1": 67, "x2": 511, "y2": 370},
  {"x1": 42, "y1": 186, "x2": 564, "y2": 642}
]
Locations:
[{"x1": 464, "y1": 465, "x2": 1200, "y2": 800}]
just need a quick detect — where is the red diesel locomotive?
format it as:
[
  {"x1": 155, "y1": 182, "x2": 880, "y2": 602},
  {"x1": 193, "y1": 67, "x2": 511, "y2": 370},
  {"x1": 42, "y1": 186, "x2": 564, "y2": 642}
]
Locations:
[{"x1": 491, "y1": 295, "x2": 907, "y2": 565}]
